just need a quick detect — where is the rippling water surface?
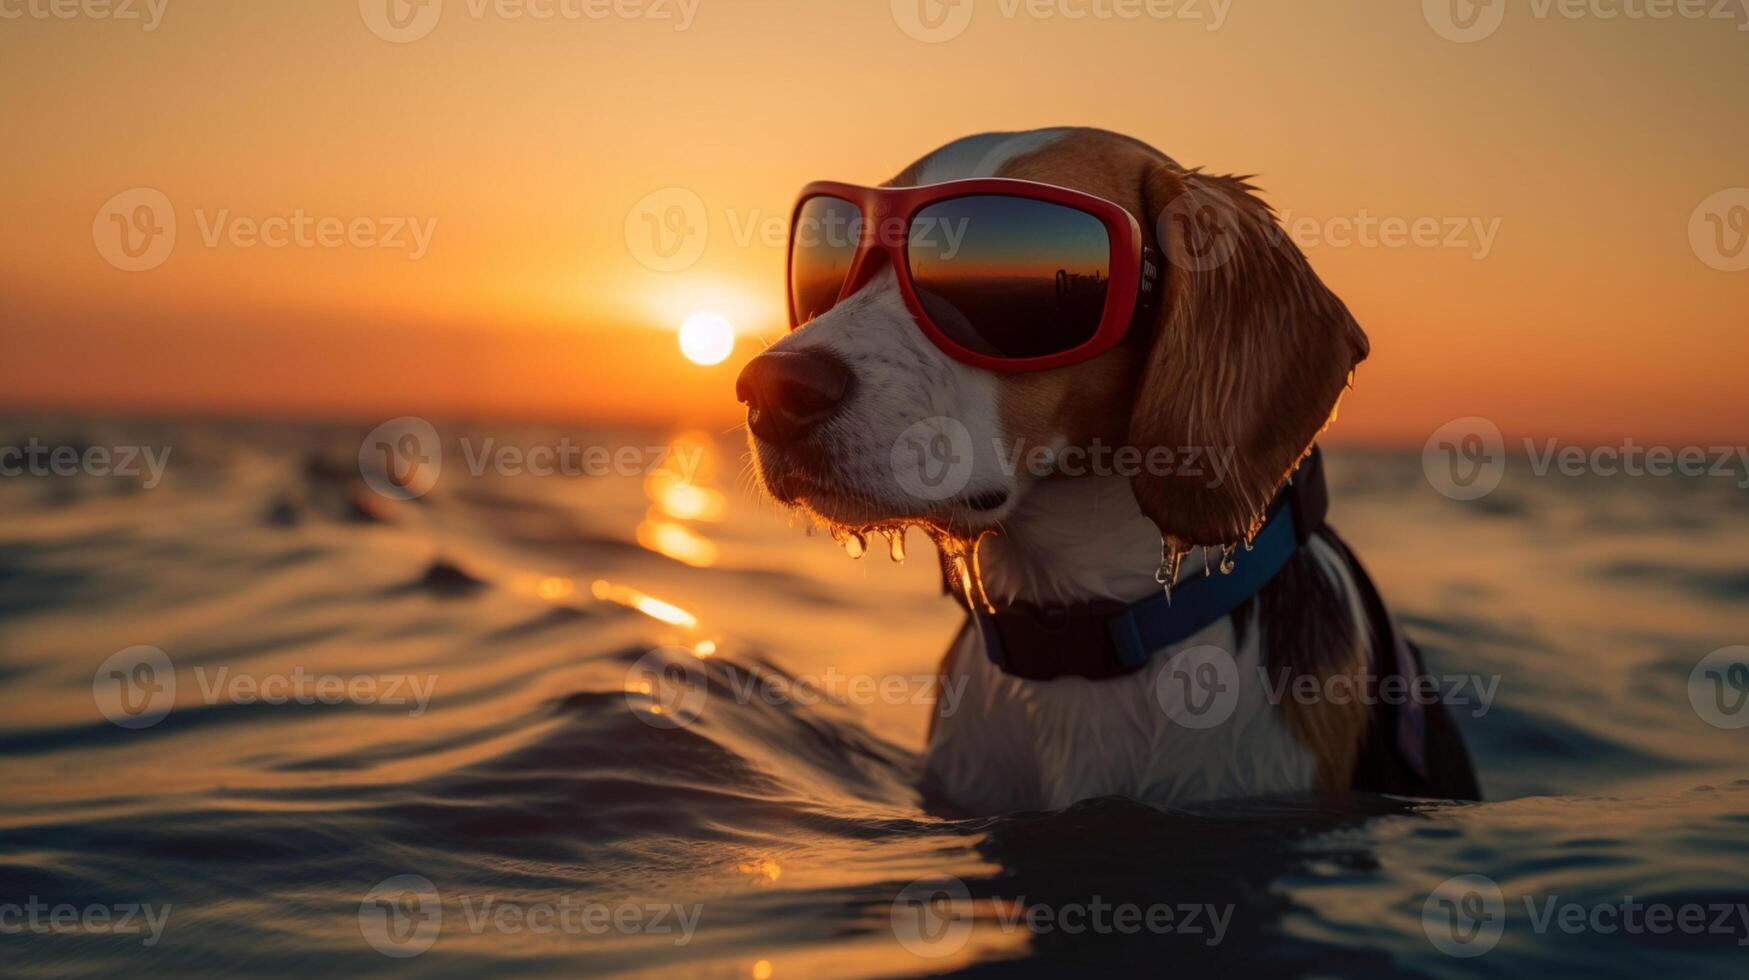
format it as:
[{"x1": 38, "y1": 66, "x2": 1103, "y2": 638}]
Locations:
[{"x1": 2, "y1": 417, "x2": 1747, "y2": 978}]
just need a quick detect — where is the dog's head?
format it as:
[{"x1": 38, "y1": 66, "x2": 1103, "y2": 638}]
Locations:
[{"x1": 738, "y1": 128, "x2": 1369, "y2": 547}]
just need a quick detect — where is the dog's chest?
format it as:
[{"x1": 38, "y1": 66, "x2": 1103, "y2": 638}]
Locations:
[{"x1": 922, "y1": 617, "x2": 1319, "y2": 814}]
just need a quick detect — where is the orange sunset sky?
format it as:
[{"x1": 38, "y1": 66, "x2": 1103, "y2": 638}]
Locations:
[{"x1": 3, "y1": 0, "x2": 1745, "y2": 445}]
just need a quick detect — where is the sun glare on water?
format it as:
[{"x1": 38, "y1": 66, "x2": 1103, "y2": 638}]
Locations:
[{"x1": 679, "y1": 312, "x2": 735, "y2": 366}]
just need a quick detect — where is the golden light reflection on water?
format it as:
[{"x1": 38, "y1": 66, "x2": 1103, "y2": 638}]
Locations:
[
  {"x1": 590, "y1": 580, "x2": 698, "y2": 629},
  {"x1": 646, "y1": 471, "x2": 727, "y2": 523},
  {"x1": 752, "y1": 959, "x2": 774, "y2": 980},
  {"x1": 535, "y1": 576, "x2": 575, "y2": 601},
  {"x1": 635, "y1": 520, "x2": 719, "y2": 568},
  {"x1": 635, "y1": 432, "x2": 727, "y2": 568},
  {"x1": 738, "y1": 857, "x2": 783, "y2": 883}
]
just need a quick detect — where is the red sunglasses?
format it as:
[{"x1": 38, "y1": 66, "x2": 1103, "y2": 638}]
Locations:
[{"x1": 787, "y1": 179, "x2": 1161, "y2": 372}]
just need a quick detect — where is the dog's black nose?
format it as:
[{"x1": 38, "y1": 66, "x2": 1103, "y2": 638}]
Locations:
[{"x1": 736, "y1": 349, "x2": 852, "y2": 445}]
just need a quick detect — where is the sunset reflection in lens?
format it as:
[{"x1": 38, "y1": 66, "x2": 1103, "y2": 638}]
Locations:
[{"x1": 907, "y1": 196, "x2": 1110, "y2": 358}]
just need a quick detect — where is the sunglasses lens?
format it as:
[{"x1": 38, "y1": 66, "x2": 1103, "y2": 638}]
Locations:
[
  {"x1": 907, "y1": 195, "x2": 1111, "y2": 359},
  {"x1": 789, "y1": 195, "x2": 863, "y2": 326}
]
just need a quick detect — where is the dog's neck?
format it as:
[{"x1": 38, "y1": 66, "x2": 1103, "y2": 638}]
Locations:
[{"x1": 973, "y1": 475, "x2": 1206, "y2": 607}]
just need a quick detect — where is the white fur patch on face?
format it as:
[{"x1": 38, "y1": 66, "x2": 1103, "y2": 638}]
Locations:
[
  {"x1": 912, "y1": 129, "x2": 1074, "y2": 185},
  {"x1": 758, "y1": 267, "x2": 1020, "y2": 529}
]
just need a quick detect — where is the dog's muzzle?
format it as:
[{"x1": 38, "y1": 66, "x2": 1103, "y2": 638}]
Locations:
[{"x1": 735, "y1": 349, "x2": 853, "y2": 446}]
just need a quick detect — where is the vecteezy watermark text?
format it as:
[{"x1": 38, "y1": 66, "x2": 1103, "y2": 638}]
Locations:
[
  {"x1": 1153, "y1": 644, "x2": 1502, "y2": 730},
  {"x1": 995, "y1": 439, "x2": 1237, "y2": 486},
  {"x1": 93, "y1": 189, "x2": 439, "y2": 272},
  {"x1": 1275, "y1": 209, "x2": 1502, "y2": 260},
  {"x1": 1524, "y1": 438, "x2": 1749, "y2": 486},
  {"x1": 624, "y1": 648, "x2": 973, "y2": 730},
  {"x1": 0, "y1": 898, "x2": 172, "y2": 947},
  {"x1": 0, "y1": 439, "x2": 171, "y2": 488},
  {"x1": 358, "y1": 417, "x2": 706, "y2": 501},
  {"x1": 1423, "y1": 874, "x2": 1749, "y2": 957},
  {"x1": 622, "y1": 186, "x2": 972, "y2": 273},
  {"x1": 192, "y1": 209, "x2": 437, "y2": 260},
  {"x1": 358, "y1": 875, "x2": 701, "y2": 957},
  {"x1": 0, "y1": 0, "x2": 169, "y2": 29},
  {"x1": 887, "y1": 418, "x2": 1240, "y2": 504},
  {"x1": 359, "y1": 0, "x2": 699, "y2": 43},
  {"x1": 890, "y1": 0, "x2": 1232, "y2": 44},
  {"x1": 457, "y1": 437, "x2": 703, "y2": 482},
  {"x1": 1423, "y1": 418, "x2": 1749, "y2": 501},
  {"x1": 92, "y1": 646, "x2": 439, "y2": 729},
  {"x1": 889, "y1": 875, "x2": 1232, "y2": 958},
  {"x1": 1160, "y1": 189, "x2": 1504, "y2": 271},
  {"x1": 1423, "y1": 0, "x2": 1749, "y2": 44}
]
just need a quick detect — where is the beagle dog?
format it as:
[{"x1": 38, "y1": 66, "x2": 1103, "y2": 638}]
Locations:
[{"x1": 738, "y1": 128, "x2": 1479, "y2": 815}]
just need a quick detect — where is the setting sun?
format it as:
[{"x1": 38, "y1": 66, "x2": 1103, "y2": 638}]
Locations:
[{"x1": 679, "y1": 312, "x2": 736, "y2": 366}]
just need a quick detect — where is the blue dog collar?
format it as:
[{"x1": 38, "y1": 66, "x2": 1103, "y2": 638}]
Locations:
[{"x1": 972, "y1": 497, "x2": 1302, "y2": 680}]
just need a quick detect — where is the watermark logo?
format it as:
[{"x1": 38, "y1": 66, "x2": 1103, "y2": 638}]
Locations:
[
  {"x1": 891, "y1": 0, "x2": 975, "y2": 41},
  {"x1": 93, "y1": 188, "x2": 176, "y2": 272},
  {"x1": 1423, "y1": 873, "x2": 1507, "y2": 956},
  {"x1": 92, "y1": 646, "x2": 177, "y2": 729},
  {"x1": 360, "y1": 874, "x2": 443, "y2": 957},
  {"x1": 1690, "y1": 188, "x2": 1749, "y2": 273},
  {"x1": 1154, "y1": 644, "x2": 1241, "y2": 729},
  {"x1": 626, "y1": 187, "x2": 710, "y2": 272},
  {"x1": 625, "y1": 646, "x2": 709, "y2": 728},
  {"x1": 359, "y1": 0, "x2": 443, "y2": 42},
  {"x1": 1423, "y1": 0, "x2": 1506, "y2": 42},
  {"x1": 359, "y1": 417, "x2": 443, "y2": 500},
  {"x1": 890, "y1": 416, "x2": 976, "y2": 503},
  {"x1": 1159, "y1": 185, "x2": 1243, "y2": 273},
  {"x1": 891, "y1": 875, "x2": 973, "y2": 957},
  {"x1": 1423, "y1": 416, "x2": 1507, "y2": 501},
  {"x1": 1690, "y1": 645, "x2": 1749, "y2": 730}
]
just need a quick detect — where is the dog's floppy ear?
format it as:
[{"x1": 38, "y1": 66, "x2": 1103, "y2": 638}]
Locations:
[{"x1": 1128, "y1": 164, "x2": 1370, "y2": 547}]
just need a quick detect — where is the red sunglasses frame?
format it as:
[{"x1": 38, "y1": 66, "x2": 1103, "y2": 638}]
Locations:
[{"x1": 787, "y1": 178, "x2": 1157, "y2": 373}]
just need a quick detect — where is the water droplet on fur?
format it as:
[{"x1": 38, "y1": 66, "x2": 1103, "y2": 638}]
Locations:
[
  {"x1": 1155, "y1": 542, "x2": 1186, "y2": 604},
  {"x1": 929, "y1": 528, "x2": 995, "y2": 613},
  {"x1": 885, "y1": 529, "x2": 906, "y2": 563},
  {"x1": 1219, "y1": 543, "x2": 1237, "y2": 575},
  {"x1": 844, "y1": 532, "x2": 867, "y2": 559}
]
